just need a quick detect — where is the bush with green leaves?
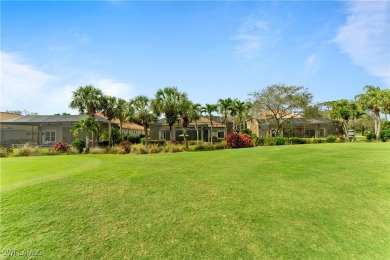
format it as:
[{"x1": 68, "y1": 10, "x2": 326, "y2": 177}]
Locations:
[
  {"x1": 0, "y1": 147, "x2": 13, "y2": 158},
  {"x1": 274, "y1": 137, "x2": 287, "y2": 145},
  {"x1": 289, "y1": 137, "x2": 306, "y2": 145},
  {"x1": 326, "y1": 135, "x2": 337, "y2": 143},
  {"x1": 71, "y1": 139, "x2": 86, "y2": 153},
  {"x1": 365, "y1": 131, "x2": 376, "y2": 142},
  {"x1": 380, "y1": 129, "x2": 390, "y2": 142}
]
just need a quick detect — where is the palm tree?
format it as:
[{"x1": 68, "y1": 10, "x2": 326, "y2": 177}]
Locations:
[
  {"x1": 101, "y1": 95, "x2": 117, "y2": 147},
  {"x1": 69, "y1": 85, "x2": 104, "y2": 147},
  {"x1": 130, "y1": 95, "x2": 157, "y2": 146},
  {"x1": 218, "y1": 98, "x2": 233, "y2": 137},
  {"x1": 202, "y1": 104, "x2": 218, "y2": 144},
  {"x1": 233, "y1": 99, "x2": 248, "y2": 132},
  {"x1": 188, "y1": 103, "x2": 202, "y2": 145},
  {"x1": 115, "y1": 98, "x2": 128, "y2": 134},
  {"x1": 177, "y1": 98, "x2": 192, "y2": 149},
  {"x1": 330, "y1": 99, "x2": 362, "y2": 141},
  {"x1": 152, "y1": 87, "x2": 187, "y2": 141},
  {"x1": 69, "y1": 85, "x2": 104, "y2": 117},
  {"x1": 71, "y1": 116, "x2": 101, "y2": 151},
  {"x1": 355, "y1": 85, "x2": 385, "y2": 141}
]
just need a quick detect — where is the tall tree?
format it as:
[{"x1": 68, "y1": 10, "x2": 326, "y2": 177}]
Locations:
[
  {"x1": 71, "y1": 116, "x2": 101, "y2": 151},
  {"x1": 249, "y1": 84, "x2": 313, "y2": 136},
  {"x1": 130, "y1": 95, "x2": 157, "y2": 146},
  {"x1": 218, "y1": 98, "x2": 233, "y2": 137},
  {"x1": 202, "y1": 104, "x2": 218, "y2": 144},
  {"x1": 101, "y1": 96, "x2": 118, "y2": 147},
  {"x1": 177, "y1": 98, "x2": 192, "y2": 149},
  {"x1": 329, "y1": 99, "x2": 363, "y2": 141},
  {"x1": 115, "y1": 98, "x2": 128, "y2": 134},
  {"x1": 69, "y1": 85, "x2": 104, "y2": 147},
  {"x1": 355, "y1": 85, "x2": 385, "y2": 141},
  {"x1": 233, "y1": 99, "x2": 249, "y2": 132},
  {"x1": 69, "y1": 85, "x2": 104, "y2": 117},
  {"x1": 152, "y1": 87, "x2": 187, "y2": 141},
  {"x1": 188, "y1": 103, "x2": 202, "y2": 145}
]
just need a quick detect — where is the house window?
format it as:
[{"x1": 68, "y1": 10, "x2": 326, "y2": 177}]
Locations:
[
  {"x1": 304, "y1": 129, "x2": 315, "y2": 138},
  {"x1": 44, "y1": 131, "x2": 56, "y2": 143},
  {"x1": 319, "y1": 128, "x2": 325, "y2": 137},
  {"x1": 217, "y1": 131, "x2": 224, "y2": 139}
]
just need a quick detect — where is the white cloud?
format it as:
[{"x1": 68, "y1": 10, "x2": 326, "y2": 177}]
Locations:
[
  {"x1": 304, "y1": 54, "x2": 320, "y2": 76},
  {"x1": 232, "y1": 16, "x2": 274, "y2": 59},
  {"x1": 0, "y1": 51, "x2": 56, "y2": 113},
  {"x1": 85, "y1": 75, "x2": 136, "y2": 100},
  {"x1": 334, "y1": 1, "x2": 390, "y2": 87},
  {"x1": 1, "y1": 51, "x2": 135, "y2": 115}
]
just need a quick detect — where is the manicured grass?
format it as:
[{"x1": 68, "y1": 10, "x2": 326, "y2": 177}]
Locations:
[{"x1": 1, "y1": 143, "x2": 389, "y2": 258}]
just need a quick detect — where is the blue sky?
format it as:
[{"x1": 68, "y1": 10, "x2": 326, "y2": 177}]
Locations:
[{"x1": 1, "y1": 0, "x2": 389, "y2": 115}]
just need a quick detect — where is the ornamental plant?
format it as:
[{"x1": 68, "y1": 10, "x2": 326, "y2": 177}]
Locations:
[
  {"x1": 71, "y1": 139, "x2": 86, "y2": 153},
  {"x1": 240, "y1": 134, "x2": 254, "y2": 148},
  {"x1": 52, "y1": 142, "x2": 70, "y2": 152},
  {"x1": 119, "y1": 140, "x2": 132, "y2": 154},
  {"x1": 225, "y1": 132, "x2": 241, "y2": 148}
]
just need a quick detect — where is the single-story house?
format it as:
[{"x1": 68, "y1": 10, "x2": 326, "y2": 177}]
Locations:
[
  {"x1": 0, "y1": 113, "x2": 116, "y2": 147},
  {"x1": 95, "y1": 113, "x2": 144, "y2": 137},
  {"x1": 247, "y1": 117, "x2": 334, "y2": 138},
  {"x1": 149, "y1": 116, "x2": 230, "y2": 142}
]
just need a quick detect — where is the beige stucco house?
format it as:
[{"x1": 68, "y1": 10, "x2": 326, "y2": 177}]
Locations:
[
  {"x1": 0, "y1": 113, "x2": 114, "y2": 147},
  {"x1": 247, "y1": 117, "x2": 333, "y2": 138},
  {"x1": 149, "y1": 116, "x2": 229, "y2": 142}
]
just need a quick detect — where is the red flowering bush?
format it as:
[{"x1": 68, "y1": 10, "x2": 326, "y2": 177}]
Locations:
[
  {"x1": 240, "y1": 134, "x2": 255, "y2": 148},
  {"x1": 52, "y1": 142, "x2": 70, "y2": 152},
  {"x1": 225, "y1": 132, "x2": 254, "y2": 148},
  {"x1": 119, "y1": 140, "x2": 132, "y2": 154},
  {"x1": 225, "y1": 132, "x2": 241, "y2": 148}
]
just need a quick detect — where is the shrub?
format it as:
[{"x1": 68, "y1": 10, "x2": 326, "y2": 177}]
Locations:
[
  {"x1": 380, "y1": 129, "x2": 390, "y2": 142},
  {"x1": 225, "y1": 132, "x2": 241, "y2": 148},
  {"x1": 252, "y1": 136, "x2": 264, "y2": 146},
  {"x1": 274, "y1": 137, "x2": 287, "y2": 145},
  {"x1": 131, "y1": 144, "x2": 148, "y2": 154},
  {"x1": 18, "y1": 145, "x2": 39, "y2": 156},
  {"x1": 106, "y1": 146, "x2": 122, "y2": 154},
  {"x1": 326, "y1": 135, "x2": 337, "y2": 143},
  {"x1": 148, "y1": 145, "x2": 161, "y2": 154},
  {"x1": 119, "y1": 140, "x2": 132, "y2": 154},
  {"x1": 71, "y1": 139, "x2": 86, "y2": 153},
  {"x1": 289, "y1": 137, "x2": 306, "y2": 145},
  {"x1": 214, "y1": 140, "x2": 228, "y2": 150},
  {"x1": 0, "y1": 147, "x2": 13, "y2": 157},
  {"x1": 51, "y1": 142, "x2": 70, "y2": 152},
  {"x1": 89, "y1": 147, "x2": 107, "y2": 154},
  {"x1": 240, "y1": 134, "x2": 254, "y2": 148},
  {"x1": 263, "y1": 136, "x2": 276, "y2": 146}
]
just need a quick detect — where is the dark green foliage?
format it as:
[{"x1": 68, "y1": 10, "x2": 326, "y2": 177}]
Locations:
[
  {"x1": 326, "y1": 135, "x2": 337, "y2": 143},
  {"x1": 0, "y1": 147, "x2": 13, "y2": 157},
  {"x1": 274, "y1": 137, "x2": 288, "y2": 145},
  {"x1": 365, "y1": 131, "x2": 376, "y2": 142},
  {"x1": 380, "y1": 129, "x2": 390, "y2": 142},
  {"x1": 71, "y1": 139, "x2": 86, "y2": 153},
  {"x1": 289, "y1": 137, "x2": 306, "y2": 144}
]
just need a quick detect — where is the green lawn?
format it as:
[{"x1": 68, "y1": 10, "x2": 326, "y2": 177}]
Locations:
[{"x1": 1, "y1": 143, "x2": 389, "y2": 259}]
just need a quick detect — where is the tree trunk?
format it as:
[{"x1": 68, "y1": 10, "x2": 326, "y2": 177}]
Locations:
[
  {"x1": 144, "y1": 124, "x2": 149, "y2": 146},
  {"x1": 195, "y1": 121, "x2": 199, "y2": 145},
  {"x1": 169, "y1": 124, "x2": 173, "y2": 141},
  {"x1": 210, "y1": 126, "x2": 213, "y2": 145},
  {"x1": 375, "y1": 112, "x2": 381, "y2": 141},
  {"x1": 108, "y1": 120, "x2": 112, "y2": 147},
  {"x1": 183, "y1": 126, "x2": 188, "y2": 150},
  {"x1": 224, "y1": 115, "x2": 228, "y2": 137}
]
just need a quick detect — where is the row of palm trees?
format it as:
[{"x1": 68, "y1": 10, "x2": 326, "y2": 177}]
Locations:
[
  {"x1": 69, "y1": 85, "x2": 250, "y2": 148},
  {"x1": 329, "y1": 85, "x2": 390, "y2": 141}
]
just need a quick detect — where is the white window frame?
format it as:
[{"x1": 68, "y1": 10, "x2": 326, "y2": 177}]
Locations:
[{"x1": 44, "y1": 130, "x2": 56, "y2": 143}]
